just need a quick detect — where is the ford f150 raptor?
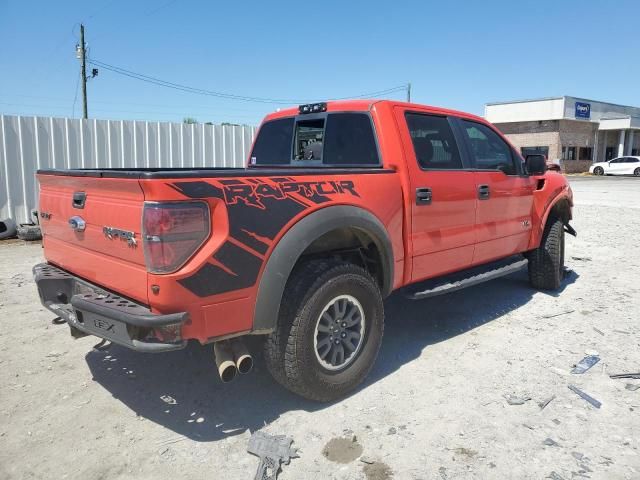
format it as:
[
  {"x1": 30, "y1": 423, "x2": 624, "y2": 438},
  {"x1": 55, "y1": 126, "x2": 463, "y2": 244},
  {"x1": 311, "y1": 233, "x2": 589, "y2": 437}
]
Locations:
[{"x1": 34, "y1": 100, "x2": 575, "y2": 401}]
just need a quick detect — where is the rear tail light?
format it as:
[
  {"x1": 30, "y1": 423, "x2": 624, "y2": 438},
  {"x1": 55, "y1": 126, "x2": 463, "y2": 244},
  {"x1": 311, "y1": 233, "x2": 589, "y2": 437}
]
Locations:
[{"x1": 142, "y1": 202, "x2": 210, "y2": 274}]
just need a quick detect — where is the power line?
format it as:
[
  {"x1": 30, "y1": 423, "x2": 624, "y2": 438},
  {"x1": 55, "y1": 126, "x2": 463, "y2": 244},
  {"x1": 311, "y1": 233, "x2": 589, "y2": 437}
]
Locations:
[
  {"x1": 87, "y1": 58, "x2": 407, "y2": 105},
  {"x1": 71, "y1": 71, "x2": 81, "y2": 118}
]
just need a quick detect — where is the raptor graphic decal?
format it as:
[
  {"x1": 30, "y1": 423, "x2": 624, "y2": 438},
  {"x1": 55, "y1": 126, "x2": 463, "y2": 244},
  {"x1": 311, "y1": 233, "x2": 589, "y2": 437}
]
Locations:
[{"x1": 171, "y1": 177, "x2": 360, "y2": 297}]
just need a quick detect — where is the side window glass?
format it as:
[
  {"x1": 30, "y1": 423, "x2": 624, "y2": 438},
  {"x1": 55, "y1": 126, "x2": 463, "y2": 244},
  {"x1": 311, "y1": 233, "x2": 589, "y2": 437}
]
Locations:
[
  {"x1": 461, "y1": 120, "x2": 517, "y2": 175},
  {"x1": 323, "y1": 113, "x2": 379, "y2": 165},
  {"x1": 405, "y1": 113, "x2": 462, "y2": 169}
]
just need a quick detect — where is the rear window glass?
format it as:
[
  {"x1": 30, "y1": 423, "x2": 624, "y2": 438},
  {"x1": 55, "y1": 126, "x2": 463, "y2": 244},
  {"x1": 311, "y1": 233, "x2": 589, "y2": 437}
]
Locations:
[
  {"x1": 250, "y1": 113, "x2": 379, "y2": 166},
  {"x1": 250, "y1": 117, "x2": 294, "y2": 165},
  {"x1": 323, "y1": 113, "x2": 379, "y2": 165}
]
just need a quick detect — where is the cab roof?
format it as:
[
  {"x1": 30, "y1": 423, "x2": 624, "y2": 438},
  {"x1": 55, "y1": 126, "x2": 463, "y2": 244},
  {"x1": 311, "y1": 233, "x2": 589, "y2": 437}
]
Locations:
[{"x1": 264, "y1": 99, "x2": 486, "y2": 123}]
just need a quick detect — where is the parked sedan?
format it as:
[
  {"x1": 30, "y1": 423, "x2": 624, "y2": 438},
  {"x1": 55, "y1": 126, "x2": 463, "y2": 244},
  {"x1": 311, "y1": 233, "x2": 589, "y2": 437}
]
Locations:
[{"x1": 590, "y1": 156, "x2": 640, "y2": 176}]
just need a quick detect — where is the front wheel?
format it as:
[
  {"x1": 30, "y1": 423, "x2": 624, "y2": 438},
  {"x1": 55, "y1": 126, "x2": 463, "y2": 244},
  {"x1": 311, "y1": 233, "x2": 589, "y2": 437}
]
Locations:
[
  {"x1": 593, "y1": 166, "x2": 604, "y2": 176},
  {"x1": 634, "y1": 167, "x2": 640, "y2": 177},
  {"x1": 528, "y1": 218, "x2": 565, "y2": 290},
  {"x1": 264, "y1": 260, "x2": 384, "y2": 402}
]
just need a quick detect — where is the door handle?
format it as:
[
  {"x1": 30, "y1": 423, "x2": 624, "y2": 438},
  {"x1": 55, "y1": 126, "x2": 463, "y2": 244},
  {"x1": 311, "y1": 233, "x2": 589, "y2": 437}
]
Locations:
[
  {"x1": 416, "y1": 187, "x2": 432, "y2": 205},
  {"x1": 478, "y1": 184, "x2": 490, "y2": 200}
]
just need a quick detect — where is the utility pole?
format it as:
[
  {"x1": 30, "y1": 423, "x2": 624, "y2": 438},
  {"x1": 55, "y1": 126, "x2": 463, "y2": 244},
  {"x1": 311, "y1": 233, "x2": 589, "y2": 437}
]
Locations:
[
  {"x1": 79, "y1": 24, "x2": 88, "y2": 119},
  {"x1": 407, "y1": 82, "x2": 411, "y2": 103}
]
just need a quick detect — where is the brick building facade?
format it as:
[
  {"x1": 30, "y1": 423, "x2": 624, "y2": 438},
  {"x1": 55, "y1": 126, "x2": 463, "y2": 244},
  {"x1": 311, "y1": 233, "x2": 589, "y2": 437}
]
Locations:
[{"x1": 485, "y1": 97, "x2": 640, "y2": 173}]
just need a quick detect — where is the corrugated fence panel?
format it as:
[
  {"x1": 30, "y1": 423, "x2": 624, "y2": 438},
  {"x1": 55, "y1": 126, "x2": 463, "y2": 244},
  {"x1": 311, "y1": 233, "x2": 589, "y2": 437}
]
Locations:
[{"x1": 0, "y1": 114, "x2": 257, "y2": 223}]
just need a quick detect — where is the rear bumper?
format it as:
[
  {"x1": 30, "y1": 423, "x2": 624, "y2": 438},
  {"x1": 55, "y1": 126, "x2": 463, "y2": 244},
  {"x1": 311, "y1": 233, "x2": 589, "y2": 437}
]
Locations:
[{"x1": 33, "y1": 263, "x2": 188, "y2": 352}]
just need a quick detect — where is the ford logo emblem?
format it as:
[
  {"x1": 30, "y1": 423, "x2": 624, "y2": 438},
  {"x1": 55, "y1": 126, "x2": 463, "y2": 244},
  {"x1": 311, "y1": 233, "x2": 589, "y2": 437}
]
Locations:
[{"x1": 69, "y1": 216, "x2": 86, "y2": 232}]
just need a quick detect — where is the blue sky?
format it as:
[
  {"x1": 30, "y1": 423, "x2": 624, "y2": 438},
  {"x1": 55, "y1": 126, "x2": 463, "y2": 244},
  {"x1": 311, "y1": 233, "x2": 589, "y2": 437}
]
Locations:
[{"x1": 1, "y1": 0, "x2": 639, "y2": 125}]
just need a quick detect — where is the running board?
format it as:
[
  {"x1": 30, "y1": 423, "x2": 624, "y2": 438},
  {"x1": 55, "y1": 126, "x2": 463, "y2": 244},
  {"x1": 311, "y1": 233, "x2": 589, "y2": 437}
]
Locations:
[{"x1": 405, "y1": 256, "x2": 528, "y2": 300}]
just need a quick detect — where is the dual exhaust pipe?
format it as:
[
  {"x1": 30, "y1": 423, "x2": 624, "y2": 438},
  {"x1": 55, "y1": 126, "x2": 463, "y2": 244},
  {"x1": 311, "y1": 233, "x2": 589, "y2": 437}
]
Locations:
[{"x1": 213, "y1": 339, "x2": 253, "y2": 383}]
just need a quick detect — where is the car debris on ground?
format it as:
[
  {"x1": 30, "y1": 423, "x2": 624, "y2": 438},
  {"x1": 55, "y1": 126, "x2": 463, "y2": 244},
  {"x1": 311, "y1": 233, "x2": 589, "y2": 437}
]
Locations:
[
  {"x1": 609, "y1": 372, "x2": 640, "y2": 380},
  {"x1": 247, "y1": 431, "x2": 298, "y2": 480},
  {"x1": 571, "y1": 355, "x2": 600, "y2": 374},
  {"x1": 568, "y1": 385, "x2": 602, "y2": 409}
]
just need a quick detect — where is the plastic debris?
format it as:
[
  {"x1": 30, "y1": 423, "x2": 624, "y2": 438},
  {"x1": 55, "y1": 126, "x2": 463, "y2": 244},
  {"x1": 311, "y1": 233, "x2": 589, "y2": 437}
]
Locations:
[
  {"x1": 571, "y1": 355, "x2": 600, "y2": 374},
  {"x1": 541, "y1": 310, "x2": 574, "y2": 319},
  {"x1": 625, "y1": 384, "x2": 640, "y2": 392},
  {"x1": 503, "y1": 394, "x2": 531, "y2": 405},
  {"x1": 568, "y1": 385, "x2": 602, "y2": 409},
  {"x1": 538, "y1": 395, "x2": 556, "y2": 410},
  {"x1": 247, "y1": 431, "x2": 298, "y2": 480},
  {"x1": 610, "y1": 373, "x2": 640, "y2": 380},
  {"x1": 543, "y1": 438, "x2": 560, "y2": 447}
]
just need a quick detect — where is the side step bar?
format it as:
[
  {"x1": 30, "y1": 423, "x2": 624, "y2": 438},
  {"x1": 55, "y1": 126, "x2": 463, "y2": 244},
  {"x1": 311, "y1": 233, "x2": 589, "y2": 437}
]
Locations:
[{"x1": 406, "y1": 256, "x2": 528, "y2": 300}]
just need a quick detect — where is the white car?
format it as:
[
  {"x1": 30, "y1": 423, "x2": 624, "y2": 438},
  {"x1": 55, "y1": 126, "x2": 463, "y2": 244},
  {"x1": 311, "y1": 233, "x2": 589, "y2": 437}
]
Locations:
[{"x1": 589, "y1": 156, "x2": 640, "y2": 176}]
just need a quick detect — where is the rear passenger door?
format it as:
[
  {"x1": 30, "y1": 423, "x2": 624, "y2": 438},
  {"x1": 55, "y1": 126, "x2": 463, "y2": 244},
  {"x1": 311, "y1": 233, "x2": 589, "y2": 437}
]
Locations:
[
  {"x1": 395, "y1": 109, "x2": 477, "y2": 282},
  {"x1": 455, "y1": 118, "x2": 536, "y2": 265}
]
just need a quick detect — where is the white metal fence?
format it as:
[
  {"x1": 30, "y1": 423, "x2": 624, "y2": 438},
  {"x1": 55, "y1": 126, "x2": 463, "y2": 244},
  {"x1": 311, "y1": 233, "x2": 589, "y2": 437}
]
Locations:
[{"x1": 0, "y1": 114, "x2": 257, "y2": 223}]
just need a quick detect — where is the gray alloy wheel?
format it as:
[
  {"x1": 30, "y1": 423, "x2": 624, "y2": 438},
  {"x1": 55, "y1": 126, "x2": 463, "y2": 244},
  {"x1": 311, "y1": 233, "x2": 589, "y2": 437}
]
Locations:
[
  {"x1": 634, "y1": 167, "x2": 640, "y2": 177},
  {"x1": 313, "y1": 294, "x2": 365, "y2": 371},
  {"x1": 593, "y1": 166, "x2": 604, "y2": 176}
]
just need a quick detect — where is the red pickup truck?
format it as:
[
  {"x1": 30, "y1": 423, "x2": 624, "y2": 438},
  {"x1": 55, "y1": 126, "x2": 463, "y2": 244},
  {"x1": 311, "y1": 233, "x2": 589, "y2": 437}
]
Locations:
[{"x1": 34, "y1": 100, "x2": 574, "y2": 401}]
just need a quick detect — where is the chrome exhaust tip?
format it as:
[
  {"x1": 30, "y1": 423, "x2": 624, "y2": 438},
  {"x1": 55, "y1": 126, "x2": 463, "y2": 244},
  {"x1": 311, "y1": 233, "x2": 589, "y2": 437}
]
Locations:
[
  {"x1": 213, "y1": 341, "x2": 237, "y2": 383},
  {"x1": 230, "y1": 339, "x2": 253, "y2": 375}
]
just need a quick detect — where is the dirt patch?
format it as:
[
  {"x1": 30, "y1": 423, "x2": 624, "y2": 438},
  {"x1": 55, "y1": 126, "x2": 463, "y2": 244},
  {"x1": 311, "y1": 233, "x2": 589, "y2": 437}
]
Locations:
[
  {"x1": 453, "y1": 447, "x2": 478, "y2": 459},
  {"x1": 322, "y1": 436, "x2": 363, "y2": 464},
  {"x1": 363, "y1": 461, "x2": 393, "y2": 480}
]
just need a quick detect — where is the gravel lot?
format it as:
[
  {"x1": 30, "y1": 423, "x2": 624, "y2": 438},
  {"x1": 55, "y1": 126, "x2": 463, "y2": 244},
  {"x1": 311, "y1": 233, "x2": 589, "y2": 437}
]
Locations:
[{"x1": 1, "y1": 176, "x2": 639, "y2": 480}]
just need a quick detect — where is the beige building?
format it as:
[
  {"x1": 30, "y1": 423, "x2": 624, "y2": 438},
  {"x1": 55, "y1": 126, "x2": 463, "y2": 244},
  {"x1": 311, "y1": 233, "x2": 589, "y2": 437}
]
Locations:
[{"x1": 485, "y1": 96, "x2": 640, "y2": 173}]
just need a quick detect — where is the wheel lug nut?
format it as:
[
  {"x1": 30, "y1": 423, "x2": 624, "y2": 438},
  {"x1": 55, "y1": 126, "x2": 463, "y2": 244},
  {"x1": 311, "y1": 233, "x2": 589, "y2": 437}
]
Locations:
[
  {"x1": 341, "y1": 322, "x2": 346, "y2": 328},
  {"x1": 341, "y1": 332, "x2": 346, "y2": 338},
  {"x1": 335, "y1": 339, "x2": 340, "y2": 345}
]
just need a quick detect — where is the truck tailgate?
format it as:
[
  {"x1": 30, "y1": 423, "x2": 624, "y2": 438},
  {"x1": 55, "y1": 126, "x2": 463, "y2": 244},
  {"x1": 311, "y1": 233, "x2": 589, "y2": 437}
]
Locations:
[{"x1": 38, "y1": 174, "x2": 148, "y2": 304}]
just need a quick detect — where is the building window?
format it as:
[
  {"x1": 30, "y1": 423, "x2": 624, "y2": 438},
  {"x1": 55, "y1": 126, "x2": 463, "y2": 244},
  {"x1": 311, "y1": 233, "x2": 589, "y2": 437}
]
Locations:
[
  {"x1": 578, "y1": 147, "x2": 592, "y2": 160},
  {"x1": 633, "y1": 148, "x2": 639, "y2": 156},
  {"x1": 562, "y1": 146, "x2": 576, "y2": 160},
  {"x1": 605, "y1": 147, "x2": 616, "y2": 160},
  {"x1": 521, "y1": 146, "x2": 549, "y2": 159}
]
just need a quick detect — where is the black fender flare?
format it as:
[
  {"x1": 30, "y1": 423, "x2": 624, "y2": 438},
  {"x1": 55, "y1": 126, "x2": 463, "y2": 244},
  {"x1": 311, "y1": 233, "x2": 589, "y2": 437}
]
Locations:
[{"x1": 252, "y1": 205, "x2": 394, "y2": 332}]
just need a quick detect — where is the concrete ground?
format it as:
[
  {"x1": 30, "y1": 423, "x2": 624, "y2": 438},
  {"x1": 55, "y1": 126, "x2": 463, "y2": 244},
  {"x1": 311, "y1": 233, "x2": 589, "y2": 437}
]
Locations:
[{"x1": 1, "y1": 176, "x2": 639, "y2": 480}]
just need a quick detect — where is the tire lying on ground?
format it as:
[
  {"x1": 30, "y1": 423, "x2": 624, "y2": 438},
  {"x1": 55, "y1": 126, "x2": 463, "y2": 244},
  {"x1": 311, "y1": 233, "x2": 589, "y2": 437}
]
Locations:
[
  {"x1": 0, "y1": 218, "x2": 17, "y2": 240},
  {"x1": 264, "y1": 259, "x2": 384, "y2": 402},
  {"x1": 17, "y1": 224, "x2": 42, "y2": 241}
]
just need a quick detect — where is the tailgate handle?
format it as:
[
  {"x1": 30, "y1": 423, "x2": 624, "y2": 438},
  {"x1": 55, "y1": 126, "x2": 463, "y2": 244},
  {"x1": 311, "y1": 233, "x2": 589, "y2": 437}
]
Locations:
[{"x1": 72, "y1": 192, "x2": 86, "y2": 209}]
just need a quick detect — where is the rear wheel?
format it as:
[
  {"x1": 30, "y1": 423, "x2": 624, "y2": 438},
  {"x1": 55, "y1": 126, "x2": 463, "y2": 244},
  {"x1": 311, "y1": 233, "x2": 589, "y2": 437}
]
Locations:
[
  {"x1": 528, "y1": 217, "x2": 565, "y2": 290},
  {"x1": 264, "y1": 259, "x2": 384, "y2": 402},
  {"x1": 593, "y1": 166, "x2": 604, "y2": 176}
]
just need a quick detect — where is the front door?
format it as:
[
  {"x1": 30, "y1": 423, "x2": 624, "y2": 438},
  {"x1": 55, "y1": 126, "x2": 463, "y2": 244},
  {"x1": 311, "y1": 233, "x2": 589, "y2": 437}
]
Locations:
[
  {"x1": 454, "y1": 118, "x2": 536, "y2": 265},
  {"x1": 395, "y1": 108, "x2": 477, "y2": 282}
]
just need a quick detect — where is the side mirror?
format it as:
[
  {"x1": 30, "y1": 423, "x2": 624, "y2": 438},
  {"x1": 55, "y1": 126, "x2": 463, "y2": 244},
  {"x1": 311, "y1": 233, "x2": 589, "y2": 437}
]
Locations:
[{"x1": 525, "y1": 154, "x2": 546, "y2": 175}]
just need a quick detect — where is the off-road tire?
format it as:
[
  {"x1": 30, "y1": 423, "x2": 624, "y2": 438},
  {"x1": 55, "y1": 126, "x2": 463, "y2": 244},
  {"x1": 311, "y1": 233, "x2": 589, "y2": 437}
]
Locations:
[
  {"x1": 593, "y1": 166, "x2": 604, "y2": 176},
  {"x1": 17, "y1": 224, "x2": 42, "y2": 241},
  {"x1": 264, "y1": 259, "x2": 384, "y2": 402},
  {"x1": 528, "y1": 217, "x2": 565, "y2": 290}
]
